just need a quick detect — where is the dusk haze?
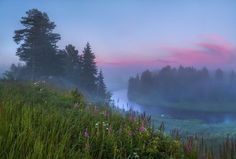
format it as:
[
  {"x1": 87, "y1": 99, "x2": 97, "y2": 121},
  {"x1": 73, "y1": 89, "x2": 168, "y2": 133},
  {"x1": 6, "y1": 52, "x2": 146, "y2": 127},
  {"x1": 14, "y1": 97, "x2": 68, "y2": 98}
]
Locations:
[{"x1": 1, "y1": 1, "x2": 236, "y2": 158}]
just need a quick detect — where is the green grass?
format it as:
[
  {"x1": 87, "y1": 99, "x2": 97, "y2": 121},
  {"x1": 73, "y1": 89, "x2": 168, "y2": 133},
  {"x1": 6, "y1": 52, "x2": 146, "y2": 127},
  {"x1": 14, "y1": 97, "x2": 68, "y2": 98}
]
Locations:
[
  {"x1": 0, "y1": 81, "x2": 183, "y2": 159},
  {"x1": 1, "y1": 81, "x2": 236, "y2": 159}
]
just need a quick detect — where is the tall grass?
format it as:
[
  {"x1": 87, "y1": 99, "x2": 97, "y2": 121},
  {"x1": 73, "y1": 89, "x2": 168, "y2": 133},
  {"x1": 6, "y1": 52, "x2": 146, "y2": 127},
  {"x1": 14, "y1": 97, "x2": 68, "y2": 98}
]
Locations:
[
  {"x1": 0, "y1": 81, "x2": 182, "y2": 159},
  {"x1": 1, "y1": 81, "x2": 236, "y2": 159}
]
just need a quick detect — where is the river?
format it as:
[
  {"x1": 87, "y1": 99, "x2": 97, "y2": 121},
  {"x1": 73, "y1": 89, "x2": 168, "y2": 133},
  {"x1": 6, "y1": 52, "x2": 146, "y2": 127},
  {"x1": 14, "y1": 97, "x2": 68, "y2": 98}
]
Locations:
[
  {"x1": 111, "y1": 89, "x2": 236, "y2": 123},
  {"x1": 111, "y1": 89, "x2": 163, "y2": 117}
]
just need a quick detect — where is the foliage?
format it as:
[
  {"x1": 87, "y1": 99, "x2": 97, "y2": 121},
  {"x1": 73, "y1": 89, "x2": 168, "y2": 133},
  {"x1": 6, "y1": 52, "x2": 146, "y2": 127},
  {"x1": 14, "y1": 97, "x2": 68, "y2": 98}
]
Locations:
[
  {"x1": 128, "y1": 65, "x2": 236, "y2": 110},
  {"x1": 80, "y1": 42, "x2": 98, "y2": 96},
  {"x1": 13, "y1": 9, "x2": 63, "y2": 79},
  {"x1": 62, "y1": 44, "x2": 82, "y2": 84},
  {"x1": 5, "y1": 9, "x2": 110, "y2": 104}
]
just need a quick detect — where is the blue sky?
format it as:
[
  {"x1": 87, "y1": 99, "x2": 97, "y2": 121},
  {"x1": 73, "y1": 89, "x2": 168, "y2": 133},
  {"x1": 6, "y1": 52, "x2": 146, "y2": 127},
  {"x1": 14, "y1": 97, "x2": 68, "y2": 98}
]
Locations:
[{"x1": 0, "y1": 0, "x2": 236, "y2": 82}]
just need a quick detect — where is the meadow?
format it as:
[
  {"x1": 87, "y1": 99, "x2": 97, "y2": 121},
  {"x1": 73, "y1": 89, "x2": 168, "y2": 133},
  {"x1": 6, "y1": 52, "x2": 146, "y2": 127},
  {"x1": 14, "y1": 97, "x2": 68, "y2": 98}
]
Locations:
[
  {"x1": 0, "y1": 81, "x2": 236, "y2": 159},
  {"x1": 0, "y1": 81, "x2": 183, "y2": 159}
]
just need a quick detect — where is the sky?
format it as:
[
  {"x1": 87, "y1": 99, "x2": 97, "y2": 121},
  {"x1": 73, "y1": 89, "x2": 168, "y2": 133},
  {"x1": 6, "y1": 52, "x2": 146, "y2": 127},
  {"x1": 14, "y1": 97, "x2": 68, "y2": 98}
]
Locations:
[{"x1": 0, "y1": 0, "x2": 236, "y2": 89}]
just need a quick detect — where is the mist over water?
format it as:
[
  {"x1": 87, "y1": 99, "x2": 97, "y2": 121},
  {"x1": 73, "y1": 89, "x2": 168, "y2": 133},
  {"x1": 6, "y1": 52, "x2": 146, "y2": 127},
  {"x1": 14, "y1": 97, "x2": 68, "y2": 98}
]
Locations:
[
  {"x1": 111, "y1": 89, "x2": 142, "y2": 112},
  {"x1": 111, "y1": 88, "x2": 236, "y2": 124}
]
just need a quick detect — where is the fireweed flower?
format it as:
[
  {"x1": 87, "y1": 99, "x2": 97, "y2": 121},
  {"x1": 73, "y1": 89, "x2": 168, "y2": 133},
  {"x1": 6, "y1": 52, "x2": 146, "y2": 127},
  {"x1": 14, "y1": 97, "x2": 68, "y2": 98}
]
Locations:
[
  {"x1": 128, "y1": 130, "x2": 132, "y2": 136},
  {"x1": 184, "y1": 139, "x2": 193, "y2": 153},
  {"x1": 103, "y1": 110, "x2": 109, "y2": 118},
  {"x1": 128, "y1": 113, "x2": 135, "y2": 122},
  {"x1": 139, "y1": 121, "x2": 145, "y2": 133},
  {"x1": 84, "y1": 128, "x2": 89, "y2": 138}
]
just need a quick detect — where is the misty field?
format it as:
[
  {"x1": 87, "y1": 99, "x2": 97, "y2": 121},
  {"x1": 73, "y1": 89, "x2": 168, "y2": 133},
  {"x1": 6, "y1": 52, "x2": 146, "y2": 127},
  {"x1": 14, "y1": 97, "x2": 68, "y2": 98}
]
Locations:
[
  {"x1": 1, "y1": 1, "x2": 236, "y2": 158},
  {"x1": 0, "y1": 81, "x2": 183, "y2": 159},
  {"x1": 0, "y1": 81, "x2": 236, "y2": 159}
]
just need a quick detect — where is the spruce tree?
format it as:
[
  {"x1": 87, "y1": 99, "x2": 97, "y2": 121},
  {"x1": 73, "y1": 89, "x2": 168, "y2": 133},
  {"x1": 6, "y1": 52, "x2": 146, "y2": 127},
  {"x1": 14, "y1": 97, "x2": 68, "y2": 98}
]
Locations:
[
  {"x1": 96, "y1": 70, "x2": 107, "y2": 102},
  {"x1": 13, "y1": 9, "x2": 63, "y2": 80},
  {"x1": 81, "y1": 42, "x2": 97, "y2": 95},
  {"x1": 63, "y1": 44, "x2": 82, "y2": 83}
]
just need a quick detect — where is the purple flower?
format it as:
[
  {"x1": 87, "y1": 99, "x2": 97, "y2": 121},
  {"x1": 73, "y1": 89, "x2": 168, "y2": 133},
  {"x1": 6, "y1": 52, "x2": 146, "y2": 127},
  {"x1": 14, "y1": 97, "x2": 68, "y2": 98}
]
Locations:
[
  {"x1": 103, "y1": 110, "x2": 109, "y2": 117},
  {"x1": 84, "y1": 128, "x2": 89, "y2": 138},
  {"x1": 128, "y1": 114, "x2": 135, "y2": 122},
  {"x1": 139, "y1": 121, "x2": 145, "y2": 133},
  {"x1": 128, "y1": 130, "x2": 132, "y2": 136}
]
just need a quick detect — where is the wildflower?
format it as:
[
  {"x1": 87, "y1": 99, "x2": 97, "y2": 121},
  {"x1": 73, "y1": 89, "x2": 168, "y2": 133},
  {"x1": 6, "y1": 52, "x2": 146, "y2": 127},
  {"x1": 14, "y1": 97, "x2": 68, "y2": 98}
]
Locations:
[
  {"x1": 103, "y1": 110, "x2": 109, "y2": 118},
  {"x1": 139, "y1": 121, "x2": 145, "y2": 133},
  {"x1": 128, "y1": 113, "x2": 135, "y2": 122},
  {"x1": 102, "y1": 121, "x2": 109, "y2": 127},
  {"x1": 95, "y1": 122, "x2": 99, "y2": 128},
  {"x1": 73, "y1": 103, "x2": 80, "y2": 109},
  {"x1": 128, "y1": 130, "x2": 132, "y2": 136},
  {"x1": 184, "y1": 138, "x2": 193, "y2": 153},
  {"x1": 133, "y1": 152, "x2": 140, "y2": 158},
  {"x1": 84, "y1": 128, "x2": 89, "y2": 138}
]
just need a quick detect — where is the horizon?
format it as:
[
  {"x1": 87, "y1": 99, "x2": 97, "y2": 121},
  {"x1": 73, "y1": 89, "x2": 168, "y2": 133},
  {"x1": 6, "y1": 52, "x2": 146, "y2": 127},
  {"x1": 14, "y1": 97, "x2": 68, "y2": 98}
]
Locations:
[{"x1": 1, "y1": 0, "x2": 236, "y2": 89}]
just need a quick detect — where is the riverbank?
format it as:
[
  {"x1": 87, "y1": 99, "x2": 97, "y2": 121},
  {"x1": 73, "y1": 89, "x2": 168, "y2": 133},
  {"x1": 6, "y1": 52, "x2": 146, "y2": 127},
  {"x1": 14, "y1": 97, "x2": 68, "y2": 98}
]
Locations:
[{"x1": 112, "y1": 89, "x2": 236, "y2": 135}]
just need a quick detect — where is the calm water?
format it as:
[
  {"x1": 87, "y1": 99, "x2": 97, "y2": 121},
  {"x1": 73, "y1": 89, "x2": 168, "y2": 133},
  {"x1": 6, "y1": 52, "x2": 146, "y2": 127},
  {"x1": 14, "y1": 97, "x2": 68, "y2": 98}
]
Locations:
[
  {"x1": 111, "y1": 89, "x2": 236, "y2": 123},
  {"x1": 111, "y1": 89, "x2": 161, "y2": 116},
  {"x1": 111, "y1": 89, "x2": 142, "y2": 112}
]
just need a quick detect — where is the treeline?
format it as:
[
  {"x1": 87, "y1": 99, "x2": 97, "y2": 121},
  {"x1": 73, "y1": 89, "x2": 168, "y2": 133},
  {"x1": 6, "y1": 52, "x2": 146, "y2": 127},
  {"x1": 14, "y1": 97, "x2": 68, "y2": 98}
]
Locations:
[
  {"x1": 3, "y1": 9, "x2": 110, "y2": 103},
  {"x1": 128, "y1": 65, "x2": 236, "y2": 103}
]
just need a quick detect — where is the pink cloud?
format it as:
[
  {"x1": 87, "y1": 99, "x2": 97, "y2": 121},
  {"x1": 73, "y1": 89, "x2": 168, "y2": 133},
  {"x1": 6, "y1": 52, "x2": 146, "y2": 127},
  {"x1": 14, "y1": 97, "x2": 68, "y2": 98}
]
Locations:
[
  {"x1": 97, "y1": 36, "x2": 236, "y2": 69},
  {"x1": 161, "y1": 38, "x2": 234, "y2": 67}
]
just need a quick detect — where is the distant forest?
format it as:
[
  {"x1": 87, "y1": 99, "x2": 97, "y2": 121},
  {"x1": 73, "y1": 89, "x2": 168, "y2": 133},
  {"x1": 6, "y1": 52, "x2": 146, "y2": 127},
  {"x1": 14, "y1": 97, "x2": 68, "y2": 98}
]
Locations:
[
  {"x1": 128, "y1": 65, "x2": 236, "y2": 104},
  {"x1": 3, "y1": 9, "x2": 110, "y2": 103}
]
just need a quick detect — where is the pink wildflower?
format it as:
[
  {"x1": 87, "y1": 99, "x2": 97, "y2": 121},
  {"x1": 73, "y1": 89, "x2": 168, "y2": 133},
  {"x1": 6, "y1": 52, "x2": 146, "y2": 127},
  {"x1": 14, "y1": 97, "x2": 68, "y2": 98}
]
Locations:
[
  {"x1": 128, "y1": 130, "x2": 132, "y2": 136},
  {"x1": 103, "y1": 110, "x2": 109, "y2": 118},
  {"x1": 139, "y1": 121, "x2": 145, "y2": 133},
  {"x1": 184, "y1": 137, "x2": 193, "y2": 153},
  {"x1": 128, "y1": 114, "x2": 135, "y2": 122},
  {"x1": 84, "y1": 128, "x2": 89, "y2": 138}
]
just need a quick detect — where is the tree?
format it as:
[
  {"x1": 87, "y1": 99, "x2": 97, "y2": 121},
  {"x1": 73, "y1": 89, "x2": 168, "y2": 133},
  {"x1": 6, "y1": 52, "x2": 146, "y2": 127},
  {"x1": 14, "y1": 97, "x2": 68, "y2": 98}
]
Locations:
[
  {"x1": 229, "y1": 70, "x2": 236, "y2": 84},
  {"x1": 13, "y1": 9, "x2": 63, "y2": 80},
  {"x1": 96, "y1": 70, "x2": 108, "y2": 103},
  {"x1": 3, "y1": 64, "x2": 28, "y2": 80},
  {"x1": 63, "y1": 44, "x2": 82, "y2": 83},
  {"x1": 81, "y1": 42, "x2": 97, "y2": 95},
  {"x1": 140, "y1": 70, "x2": 152, "y2": 94},
  {"x1": 215, "y1": 68, "x2": 224, "y2": 81}
]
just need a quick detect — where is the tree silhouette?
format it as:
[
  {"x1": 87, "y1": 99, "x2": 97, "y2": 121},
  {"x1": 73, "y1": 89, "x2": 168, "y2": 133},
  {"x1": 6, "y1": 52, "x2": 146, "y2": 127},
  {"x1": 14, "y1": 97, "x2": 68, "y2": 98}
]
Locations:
[
  {"x1": 96, "y1": 70, "x2": 108, "y2": 103},
  {"x1": 81, "y1": 42, "x2": 97, "y2": 96},
  {"x1": 128, "y1": 65, "x2": 236, "y2": 104},
  {"x1": 215, "y1": 68, "x2": 224, "y2": 81},
  {"x1": 13, "y1": 9, "x2": 62, "y2": 80},
  {"x1": 5, "y1": 9, "x2": 111, "y2": 104},
  {"x1": 62, "y1": 44, "x2": 82, "y2": 84}
]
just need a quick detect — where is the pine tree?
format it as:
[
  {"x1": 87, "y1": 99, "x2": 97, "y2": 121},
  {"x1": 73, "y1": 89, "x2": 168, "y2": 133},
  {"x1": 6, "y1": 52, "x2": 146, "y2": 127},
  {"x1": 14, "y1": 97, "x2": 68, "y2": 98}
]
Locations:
[
  {"x1": 96, "y1": 70, "x2": 107, "y2": 103},
  {"x1": 63, "y1": 44, "x2": 82, "y2": 83},
  {"x1": 81, "y1": 42, "x2": 97, "y2": 95},
  {"x1": 13, "y1": 9, "x2": 63, "y2": 80}
]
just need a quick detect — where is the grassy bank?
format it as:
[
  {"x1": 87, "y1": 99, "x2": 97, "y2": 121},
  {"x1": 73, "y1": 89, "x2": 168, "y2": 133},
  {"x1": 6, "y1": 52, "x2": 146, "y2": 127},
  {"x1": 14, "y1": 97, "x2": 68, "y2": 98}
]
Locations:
[
  {"x1": 1, "y1": 81, "x2": 236, "y2": 159},
  {"x1": 0, "y1": 81, "x2": 183, "y2": 159}
]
